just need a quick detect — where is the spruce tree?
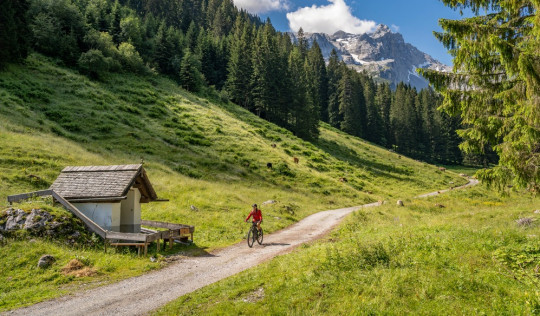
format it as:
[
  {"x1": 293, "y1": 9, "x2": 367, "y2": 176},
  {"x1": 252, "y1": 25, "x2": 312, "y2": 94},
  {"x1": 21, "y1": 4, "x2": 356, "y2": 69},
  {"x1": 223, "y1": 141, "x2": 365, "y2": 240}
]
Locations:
[
  {"x1": 0, "y1": 0, "x2": 30, "y2": 68},
  {"x1": 420, "y1": 0, "x2": 539, "y2": 190},
  {"x1": 251, "y1": 20, "x2": 278, "y2": 118},
  {"x1": 179, "y1": 49, "x2": 204, "y2": 92},
  {"x1": 327, "y1": 49, "x2": 342, "y2": 127},
  {"x1": 338, "y1": 68, "x2": 363, "y2": 136},
  {"x1": 305, "y1": 41, "x2": 328, "y2": 124},
  {"x1": 375, "y1": 82, "x2": 392, "y2": 146},
  {"x1": 226, "y1": 17, "x2": 253, "y2": 108}
]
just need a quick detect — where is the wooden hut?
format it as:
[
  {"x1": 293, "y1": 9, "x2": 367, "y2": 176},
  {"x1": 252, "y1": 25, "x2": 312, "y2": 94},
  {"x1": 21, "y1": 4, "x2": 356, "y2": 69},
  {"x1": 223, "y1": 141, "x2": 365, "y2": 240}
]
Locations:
[{"x1": 50, "y1": 164, "x2": 158, "y2": 233}]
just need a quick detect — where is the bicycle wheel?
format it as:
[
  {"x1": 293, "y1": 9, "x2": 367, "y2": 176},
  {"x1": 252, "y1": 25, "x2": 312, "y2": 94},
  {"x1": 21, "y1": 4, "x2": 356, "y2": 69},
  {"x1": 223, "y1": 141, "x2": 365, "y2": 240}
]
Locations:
[
  {"x1": 247, "y1": 227, "x2": 255, "y2": 248},
  {"x1": 256, "y1": 228, "x2": 263, "y2": 245}
]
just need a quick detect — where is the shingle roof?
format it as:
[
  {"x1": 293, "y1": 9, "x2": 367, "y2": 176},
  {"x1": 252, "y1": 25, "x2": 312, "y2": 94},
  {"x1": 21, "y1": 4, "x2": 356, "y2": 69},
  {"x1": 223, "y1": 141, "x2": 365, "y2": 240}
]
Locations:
[{"x1": 50, "y1": 164, "x2": 158, "y2": 202}]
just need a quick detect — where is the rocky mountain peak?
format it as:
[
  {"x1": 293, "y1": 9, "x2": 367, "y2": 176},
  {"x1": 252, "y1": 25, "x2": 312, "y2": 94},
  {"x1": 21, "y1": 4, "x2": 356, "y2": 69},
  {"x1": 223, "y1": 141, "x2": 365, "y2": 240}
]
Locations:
[
  {"x1": 372, "y1": 24, "x2": 391, "y2": 37},
  {"x1": 371, "y1": 24, "x2": 404, "y2": 43},
  {"x1": 288, "y1": 25, "x2": 450, "y2": 90},
  {"x1": 332, "y1": 30, "x2": 351, "y2": 39}
]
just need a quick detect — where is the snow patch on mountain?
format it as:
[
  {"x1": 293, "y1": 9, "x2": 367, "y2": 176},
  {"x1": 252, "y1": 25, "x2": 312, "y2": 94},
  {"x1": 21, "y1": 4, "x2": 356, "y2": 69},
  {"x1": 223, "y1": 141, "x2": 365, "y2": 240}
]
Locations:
[{"x1": 288, "y1": 24, "x2": 451, "y2": 90}]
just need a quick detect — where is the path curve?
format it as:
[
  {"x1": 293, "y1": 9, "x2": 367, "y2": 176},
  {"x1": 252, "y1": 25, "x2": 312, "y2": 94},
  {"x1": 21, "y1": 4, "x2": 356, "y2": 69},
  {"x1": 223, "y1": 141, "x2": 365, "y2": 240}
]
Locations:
[{"x1": 5, "y1": 179, "x2": 478, "y2": 316}]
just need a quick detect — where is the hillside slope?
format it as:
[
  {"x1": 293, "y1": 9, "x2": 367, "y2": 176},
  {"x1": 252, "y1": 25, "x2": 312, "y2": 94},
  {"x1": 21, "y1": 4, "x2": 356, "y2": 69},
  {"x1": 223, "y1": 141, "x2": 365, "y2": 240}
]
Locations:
[{"x1": 0, "y1": 54, "x2": 465, "y2": 248}]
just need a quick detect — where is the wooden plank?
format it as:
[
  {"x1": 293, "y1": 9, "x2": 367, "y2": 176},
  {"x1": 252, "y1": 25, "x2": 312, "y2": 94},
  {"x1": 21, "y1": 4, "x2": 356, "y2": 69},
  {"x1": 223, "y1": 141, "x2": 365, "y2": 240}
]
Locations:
[
  {"x1": 180, "y1": 227, "x2": 191, "y2": 235},
  {"x1": 51, "y1": 191, "x2": 107, "y2": 239},
  {"x1": 105, "y1": 231, "x2": 148, "y2": 242},
  {"x1": 145, "y1": 232, "x2": 162, "y2": 243},
  {"x1": 141, "y1": 220, "x2": 183, "y2": 230},
  {"x1": 142, "y1": 220, "x2": 195, "y2": 233},
  {"x1": 109, "y1": 243, "x2": 146, "y2": 246},
  {"x1": 7, "y1": 190, "x2": 53, "y2": 203}
]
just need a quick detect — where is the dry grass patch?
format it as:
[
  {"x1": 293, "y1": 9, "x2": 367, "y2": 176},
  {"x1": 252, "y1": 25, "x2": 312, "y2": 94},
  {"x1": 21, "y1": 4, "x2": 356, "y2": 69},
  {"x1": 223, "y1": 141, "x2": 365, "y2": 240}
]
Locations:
[{"x1": 61, "y1": 259, "x2": 97, "y2": 277}]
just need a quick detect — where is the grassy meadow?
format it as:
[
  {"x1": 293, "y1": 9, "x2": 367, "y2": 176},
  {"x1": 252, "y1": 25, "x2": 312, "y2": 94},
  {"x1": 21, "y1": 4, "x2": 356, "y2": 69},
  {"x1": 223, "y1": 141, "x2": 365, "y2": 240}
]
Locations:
[
  {"x1": 0, "y1": 53, "x2": 481, "y2": 311},
  {"x1": 154, "y1": 185, "x2": 540, "y2": 315}
]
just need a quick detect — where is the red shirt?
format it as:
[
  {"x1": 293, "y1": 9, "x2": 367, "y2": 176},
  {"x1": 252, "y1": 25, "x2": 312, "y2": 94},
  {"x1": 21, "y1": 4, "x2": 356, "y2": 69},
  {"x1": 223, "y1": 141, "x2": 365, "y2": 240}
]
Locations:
[{"x1": 246, "y1": 209, "x2": 262, "y2": 222}]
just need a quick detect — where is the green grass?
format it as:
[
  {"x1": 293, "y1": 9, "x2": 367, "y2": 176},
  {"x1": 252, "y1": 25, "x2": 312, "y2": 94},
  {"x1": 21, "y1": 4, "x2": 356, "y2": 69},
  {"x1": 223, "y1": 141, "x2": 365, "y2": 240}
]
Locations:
[
  {"x1": 0, "y1": 53, "x2": 469, "y2": 310},
  {"x1": 0, "y1": 238, "x2": 161, "y2": 311},
  {"x1": 154, "y1": 186, "x2": 540, "y2": 315},
  {"x1": 0, "y1": 53, "x2": 466, "y2": 248}
]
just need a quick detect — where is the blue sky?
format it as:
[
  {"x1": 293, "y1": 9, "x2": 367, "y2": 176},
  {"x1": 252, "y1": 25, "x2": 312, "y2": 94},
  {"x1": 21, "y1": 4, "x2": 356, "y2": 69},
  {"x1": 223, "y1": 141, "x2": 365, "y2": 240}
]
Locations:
[{"x1": 233, "y1": 0, "x2": 474, "y2": 65}]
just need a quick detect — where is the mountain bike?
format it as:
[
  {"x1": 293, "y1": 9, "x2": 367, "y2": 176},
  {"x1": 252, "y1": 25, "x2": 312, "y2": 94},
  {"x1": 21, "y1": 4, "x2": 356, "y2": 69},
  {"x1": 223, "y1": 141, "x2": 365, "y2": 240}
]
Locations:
[{"x1": 247, "y1": 221, "x2": 263, "y2": 247}]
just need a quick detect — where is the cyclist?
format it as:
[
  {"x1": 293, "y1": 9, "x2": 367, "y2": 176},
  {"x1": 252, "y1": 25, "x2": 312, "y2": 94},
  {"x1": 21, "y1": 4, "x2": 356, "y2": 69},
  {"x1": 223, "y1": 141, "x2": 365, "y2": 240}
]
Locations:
[{"x1": 245, "y1": 203, "x2": 262, "y2": 232}]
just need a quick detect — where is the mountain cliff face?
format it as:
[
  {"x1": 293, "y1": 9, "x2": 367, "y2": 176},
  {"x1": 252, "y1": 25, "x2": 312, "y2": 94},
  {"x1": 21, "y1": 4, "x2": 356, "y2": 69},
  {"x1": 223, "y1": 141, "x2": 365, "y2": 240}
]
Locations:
[{"x1": 289, "y1": 24, "x2": 450, "y2": 90}]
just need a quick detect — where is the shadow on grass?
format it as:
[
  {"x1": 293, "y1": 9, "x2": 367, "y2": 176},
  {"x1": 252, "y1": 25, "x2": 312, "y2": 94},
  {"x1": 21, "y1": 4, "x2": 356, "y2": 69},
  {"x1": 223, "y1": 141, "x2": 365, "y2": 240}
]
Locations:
[
  {"x1": 217, "y1": 102, "x2": 414, "y2": 182},
  {"x1": 314, "y1": 138, "x2": 411, "y2": 179}
]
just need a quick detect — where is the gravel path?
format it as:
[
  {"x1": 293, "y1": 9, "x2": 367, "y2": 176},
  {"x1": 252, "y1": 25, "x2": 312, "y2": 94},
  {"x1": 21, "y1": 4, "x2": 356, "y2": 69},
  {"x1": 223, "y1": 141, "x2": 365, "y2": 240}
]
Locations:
[{"x1": 4, "y1": 180, "x2": 477, "y2": 316}]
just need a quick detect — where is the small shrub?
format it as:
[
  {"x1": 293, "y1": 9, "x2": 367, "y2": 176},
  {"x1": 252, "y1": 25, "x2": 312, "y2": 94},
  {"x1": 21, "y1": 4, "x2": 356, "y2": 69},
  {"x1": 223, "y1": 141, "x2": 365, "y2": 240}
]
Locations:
[
  {"x1": 174, "y1": 165, "x2": 202, "y2": 179},
  {"x1": 276, "y1": 162, "x2": 295, "y2": 177},
  {"x1": 78, "y1": 49, "x2": 111, "y2": 80}
]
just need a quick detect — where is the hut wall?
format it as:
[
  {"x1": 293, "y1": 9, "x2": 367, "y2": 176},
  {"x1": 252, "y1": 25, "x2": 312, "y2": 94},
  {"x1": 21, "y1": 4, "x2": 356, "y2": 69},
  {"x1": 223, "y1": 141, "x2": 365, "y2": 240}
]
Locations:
[
  {"x1": 73, "y1": 202, "x2": 121, "y2": 231},
  {"x1": 120, "y1": 188, "x2": 141, "y2": 233}
]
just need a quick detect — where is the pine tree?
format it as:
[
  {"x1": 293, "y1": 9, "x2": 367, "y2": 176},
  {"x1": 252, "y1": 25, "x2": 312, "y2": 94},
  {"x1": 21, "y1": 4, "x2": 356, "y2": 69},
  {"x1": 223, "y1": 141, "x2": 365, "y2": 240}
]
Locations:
[
  {"x1": 390, "y1": 83, "x2": 416, "y2": 155},
  {"x1": 338, "y1": 68, "x2": 363, "y2": 136},
  {"x1": 375, "y1": 82, "x2": 392, "y2": 146},
  {"x1": 109, "y1": 0, "x2": 122, "y2": 44},
  {"x1": 225, "y1": 17, "x2": 253, "y2": 108},
  {"x1": 153, "y1": 22, "x2": 183, "y2": 76},
  {"x1": 420, "y1": 0, "x2": 539, "y2": 190},
  {"x1": 305, "y1": 41, "x2": 328, "y2": 123},
  {"x1": 179, "y1": 49, "x2": 204, "y2": 92},
  {"x1": 327, "y1": 49, "x2": 342, "y2": 127},
  {"x1": 0, "y1": 0, "x2": 30, "y2": 68},
  {"x1": 296, "y1": 27, "x2": 308, "y2": 57},
  {"x1": 364, "y1": 77, "x2": 383, "y2": 143},
  {"x1": 184, "y1": 21, "x2": 198, "y2": 52},
  {"x1": 251, "y1": 20, "x2": 279, "y2": 118}
]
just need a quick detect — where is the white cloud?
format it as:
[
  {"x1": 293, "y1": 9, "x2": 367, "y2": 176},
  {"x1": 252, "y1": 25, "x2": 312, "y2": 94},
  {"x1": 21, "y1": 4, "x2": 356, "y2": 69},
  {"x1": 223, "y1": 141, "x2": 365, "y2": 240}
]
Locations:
[
  {"x1": 391, "y1": 24, "x2": 400, "y2": 32},
  {"x1": 286, "y1": 0, "x2": 376, "y2": 35},
  {"x1": 233, "y1": 0, "x2": 289, "y2": 14}
]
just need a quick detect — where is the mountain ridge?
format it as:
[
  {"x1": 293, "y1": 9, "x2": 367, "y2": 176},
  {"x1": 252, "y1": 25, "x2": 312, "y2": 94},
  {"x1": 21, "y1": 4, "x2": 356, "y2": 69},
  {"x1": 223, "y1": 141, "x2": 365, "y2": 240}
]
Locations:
[{"x1": 289, "y1": 24, "x2": 450, "y2": 90}]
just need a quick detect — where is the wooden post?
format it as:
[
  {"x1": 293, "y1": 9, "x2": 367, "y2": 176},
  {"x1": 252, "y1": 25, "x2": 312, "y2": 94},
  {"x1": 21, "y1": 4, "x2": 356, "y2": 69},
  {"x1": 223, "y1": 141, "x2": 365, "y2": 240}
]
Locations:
[
  {"x1": 104, "y1": 240, "x2": 107, "y2": 253},
  {"x1": 144, "y1": 243, "x2": 148, "y2": 256},
  {"x1": 156, "y1": 239, "x2": 160, "y2": 252},
  {"x1": 137, "y1": 246, "x2": 141, "y2": 257},
  {"x1": 169, "y1": 231, "x2": 173, "y2": 249},
  {"x1": 191, "y1": 232, "x2": 194, "y2": 242}
]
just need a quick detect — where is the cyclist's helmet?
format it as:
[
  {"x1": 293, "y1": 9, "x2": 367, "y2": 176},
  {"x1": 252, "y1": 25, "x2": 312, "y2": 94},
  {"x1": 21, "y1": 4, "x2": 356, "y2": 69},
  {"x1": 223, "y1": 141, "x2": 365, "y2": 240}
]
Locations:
[{"x1": 252, "y1": 204, "x2": 257, "y2": 207}]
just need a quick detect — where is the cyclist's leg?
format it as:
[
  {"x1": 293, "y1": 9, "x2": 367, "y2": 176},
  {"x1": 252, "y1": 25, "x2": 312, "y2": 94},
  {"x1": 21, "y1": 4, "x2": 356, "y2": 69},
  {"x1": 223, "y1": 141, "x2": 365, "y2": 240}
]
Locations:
[{"x1": 256, "y1": 220, "x2": 261, "y2": 231}]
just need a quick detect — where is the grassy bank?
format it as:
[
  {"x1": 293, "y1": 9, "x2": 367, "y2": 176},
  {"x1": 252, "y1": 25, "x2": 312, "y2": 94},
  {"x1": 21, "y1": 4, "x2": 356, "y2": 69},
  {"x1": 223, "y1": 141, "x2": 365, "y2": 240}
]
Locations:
[
  {"x1": 0, "y1": 54, "x2": 467, "y2": 310},
  {"x1": 154, "y1": 186, "x2": 539, "y2": 315},
  {"x1": 0, "y1": 53, "x2": 466, "y2": 249}
]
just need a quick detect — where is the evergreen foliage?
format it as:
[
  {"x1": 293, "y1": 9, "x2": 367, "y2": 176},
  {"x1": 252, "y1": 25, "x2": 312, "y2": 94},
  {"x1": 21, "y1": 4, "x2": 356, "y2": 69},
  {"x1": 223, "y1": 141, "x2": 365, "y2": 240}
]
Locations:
[
  {"x1": 0, "y1": 0, "x2": 31, "y2": 68},
  {"x1": 4, "y1": 0, "x2": 468, "y2": 160},
  {"x1": 420, "y1": 0, "x2": 539, "y2": 190}
]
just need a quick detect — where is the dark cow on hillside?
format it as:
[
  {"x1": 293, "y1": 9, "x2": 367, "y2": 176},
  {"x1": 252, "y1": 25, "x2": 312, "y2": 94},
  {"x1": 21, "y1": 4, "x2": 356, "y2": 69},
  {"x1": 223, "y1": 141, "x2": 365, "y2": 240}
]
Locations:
[
  {"x1": 267, "y1": 162, "x2": 273, "y2": 169},
  {"x1": 293, "y1": 157, "x2": 299, "y2": 164}
]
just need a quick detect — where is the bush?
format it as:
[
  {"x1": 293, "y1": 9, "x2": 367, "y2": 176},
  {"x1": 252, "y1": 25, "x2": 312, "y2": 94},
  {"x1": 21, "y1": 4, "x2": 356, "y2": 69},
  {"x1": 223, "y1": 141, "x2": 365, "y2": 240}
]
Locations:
[
  {"x1": 276, "y1": 162, "x2": 295, "y2": 177},
  {"x1": 78, "y1": 49, "x2": 110, "y2": 79},
  {"x1": 118, "y1": 42, "x2": 145, "y2": 73}
]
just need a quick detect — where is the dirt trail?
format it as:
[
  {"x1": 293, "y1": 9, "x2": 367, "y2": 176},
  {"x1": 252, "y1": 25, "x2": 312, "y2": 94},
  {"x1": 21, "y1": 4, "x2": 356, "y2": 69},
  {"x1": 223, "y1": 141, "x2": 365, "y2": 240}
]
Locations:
[{"x1": 5, "y1": 180, "x2": 478, "y2": 316}]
